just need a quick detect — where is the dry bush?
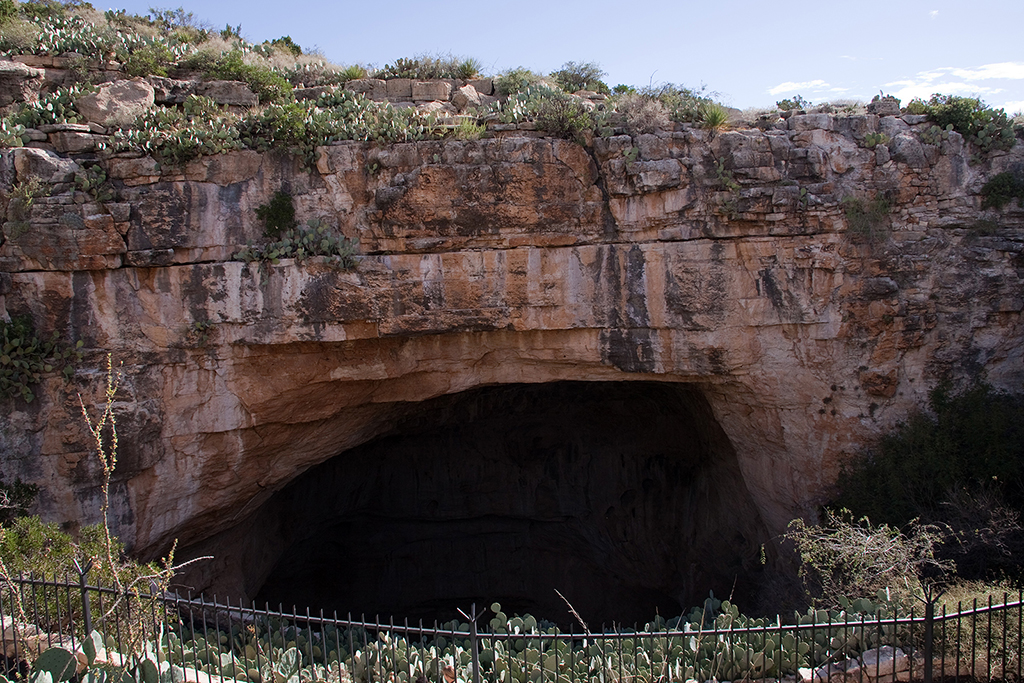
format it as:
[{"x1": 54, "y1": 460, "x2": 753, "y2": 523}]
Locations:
[{"x1": 616, "y1": 93, "x2": 669, "y2": 135}]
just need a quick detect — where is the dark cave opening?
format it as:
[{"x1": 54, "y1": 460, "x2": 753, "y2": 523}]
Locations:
[{"x1": 251, "y1": 381, "x2": 769, "y2": 626}]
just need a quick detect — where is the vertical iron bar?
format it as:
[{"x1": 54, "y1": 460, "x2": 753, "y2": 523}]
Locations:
[
  {"x1": 987, "y1": 595, "x2": 993, "y2": 682},
  {"x1": 971, "y1": 598, "x2": 977, "y2": 682},
  {"x1": 925, "y1": 597, "x2": 936, "y2": 683},
  {"x1": 347, "y1": 613, "x2": 356, "y2": 683},
  {"x1": 470, "y1": 604, "x2": 481, "y2": 683},
  {"x1": 955, "y1": 601, "x2": 962, "y2": 683},
  {"x1": 1002, "y1": 592, "x2": 1008, "y2": 681}
]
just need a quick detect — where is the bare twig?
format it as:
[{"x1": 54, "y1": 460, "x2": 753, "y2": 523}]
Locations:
[{"x1": 555, "y1": 589, "x2": 591, "y2": 636}]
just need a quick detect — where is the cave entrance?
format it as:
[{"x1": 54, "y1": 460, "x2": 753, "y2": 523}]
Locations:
[{"x1": 252, "y1": 381, "x2": 768, "y2": 626}]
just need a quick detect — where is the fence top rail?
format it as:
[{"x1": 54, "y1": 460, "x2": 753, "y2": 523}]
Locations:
[{"x1": 3, "y1": 575, "x2": 1021, "y2": 639}]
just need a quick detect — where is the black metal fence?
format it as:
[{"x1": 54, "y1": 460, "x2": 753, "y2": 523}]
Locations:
[{"x1": 1, "y1": 573, "x2": 1022, "y2": 683}]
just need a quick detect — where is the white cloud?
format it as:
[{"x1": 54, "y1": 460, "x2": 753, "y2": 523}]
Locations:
[
  {"x1": 883, "y1": 62, "x2": 1024, "y2": 103},
  {"x1": 1002, "y1": 100, "x2": 1024, "y2": 114},
  {"x1": 767, "y1": 80, "x2": 829, "y2": 96},
  {"x1": 929, "y1": 10, "x2": 938, "y2": 19},
  {"x1": 950, "y1": 63, "x2": 1024, "y2": 81}
]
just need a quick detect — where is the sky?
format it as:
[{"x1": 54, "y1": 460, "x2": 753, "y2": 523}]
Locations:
[{"x1": 104, "y1": 0, "x2": 1024, "y2": 114}]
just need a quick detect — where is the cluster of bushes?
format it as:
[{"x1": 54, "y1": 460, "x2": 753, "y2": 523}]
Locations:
[
  {"x1": 0, "y1": 0, "x2": 364, "y2": 92},
  {"x1": 106, "y1": 90, "x2": 448, "y2": 167},
  {"x1": 906, "y1": 95, "x2": 1017, "y2": 155},
  {"x1": 787, "y1": 382, "x2": 1024, "y2": 611}
]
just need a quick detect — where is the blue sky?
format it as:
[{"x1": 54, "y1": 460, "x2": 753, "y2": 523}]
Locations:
[{"x1": 107, "y1": 0, "x2": 1024, "y2": 113}]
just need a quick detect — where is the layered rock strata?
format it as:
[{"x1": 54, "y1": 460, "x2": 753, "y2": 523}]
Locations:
[{"x1": 1, "y1": 112, "x2": 1022, "y2": 610}]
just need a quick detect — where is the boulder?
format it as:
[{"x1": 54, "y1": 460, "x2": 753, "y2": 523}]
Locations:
[
  {"x1": 146, "y1": 76, "x2": 196, "y2": 105},
  {"x1": 867, "y1": 96, "x2": 901, "y2": 117},
  {"x1": 193, "y1": 80, "x2": 257, "y2": 107},
  {"x1": 345, "y1": 78, "x2": 387, "y2": 101},
  {"x1": 861, "y1": 647, "x2": 908, "y2": 677},
  {"x1": 412, "y1": 81, "x2": 452, "y2": 102},
  {"x1": 75, "y1": 78, "x2": 155, "y2": 126},
  {"x1": 468, "y1": 78, "x2": 493, "y2": 96},
  {"x1": 12, "y1": 147, "x2": 79, "y2": 183},
  {"x1": 0, "y1": 60, "x2": 44, "y2": 107},
  {"x1": 416, "y1": 101, "x2": 457, "y2": 117},
  {"x1": 385, "y1": 78, "x2": 413, "y2": 99},
  {"x1": 451, "y1": 84, "x2": 481, "y2": 112}
]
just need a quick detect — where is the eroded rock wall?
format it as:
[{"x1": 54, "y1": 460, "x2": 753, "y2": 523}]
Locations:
[{"x1": 1, "y1": 114, "x2": 1023, "y2": 606}]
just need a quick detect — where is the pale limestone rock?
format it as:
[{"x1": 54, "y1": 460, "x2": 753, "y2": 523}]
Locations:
[
  {"x1": 75, "y1": 78, "x2": 155, "y2": 126},
  {"x1": 146, "y1": 76, "x2": 196, "y2": 105},
  {"x1": 385, "y1": 78, "x2": 412, "y2": 99},
  {"x1": 0, "y1": 60, "x2": 43, "y2": 107},
  {"x1": 412, "y1": 80, "x2": 452, "y2": 102},
  {"x1": 860, "y1": 647, "x2": 908, "y2": 677},
  {"x1": 194, "y1": 80, "x2": 257, "y2": 107},
  {"x1": 346, "y1": 78, "x2": 387, "y2": 100},
  {"x1": 13, "y1": 147, "x2": 79, "y2": 183},
  {"x1": 451, "y1": 84, "x2": 481, "y2": 112}
]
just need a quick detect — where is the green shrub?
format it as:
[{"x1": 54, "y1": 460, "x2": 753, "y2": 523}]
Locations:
[
  {"x1": 776, "y1": 94, "x2": 810, "y2": 111},
  {"x1": 0, "y1": 314, "x2": 82, "y2": 403},
  {"x1": 534, "y1": 89, "x2": 593, "y2": 141},
  {"x1": 121, "y1": 41, "x2": 174, "y2": 77},
  {"x1": 841, "y1": 194, "x2": 890, "y2": 242},
  {"x1": 203, "y1": 48, "x2": 293, "y2": 104},
  {"x1": 642, "y1": 83, "x2": 718, "y2": 124},
  {"x1": 267, "y1": 35, "x2": 301, "y2": 56},
  {"x1": 494, "y1": 67, "x2": 543, "y2": 98},
  {"x1": 981, "y1": 170, "x2": 1024, "y2": 209},
  {"x1": 255, "y1": 190, "x2": 296, "y2": 236},
  {"x1": 923, "y1": 95, "x2": 1015, "y2": 155},
  {"x1": 550, "y1": 60, "x2": 609, "y2": 94},
  {"x1": 904, "y1": 98, "x2": 929, "y2": 115},
  {"x1": 833, "y1": 382, "x2": 1024, "y2": 527}
]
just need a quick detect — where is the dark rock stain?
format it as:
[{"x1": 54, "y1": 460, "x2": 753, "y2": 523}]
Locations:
[{"x1": 600, "y1": 328, "x2": 655, "y2": 373}]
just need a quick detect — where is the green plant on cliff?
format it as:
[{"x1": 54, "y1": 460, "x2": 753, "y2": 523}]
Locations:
[
  {"x1": 373, "y1": 53, "x2": 481, "y2": 80},
  {"x1": 533, "y1": 88, "x2": 594, "y2": 142},
  {"x1": 550, "y1": 60, "x2": 609, "y2": 94},
  {"x1": 255, "y1": 190, "x2": 296, "y2": 236},
  {"x1": 0, "y1": 315, "x2": 83, "y2": 403},
  {"x1": 189, "y1": 48, "x2": 293, "y2": 104},
  {"x1": 494, "y1": 66, "x2": 543, "y2": 98},
  {"x1": 7, "y1": 84, "x2": 91, "y2": 128},
  {"x1": 834, "y1": 382, "x2": 1024, "y2": 527},
  {"x1": 234, "y1": 217, "x2": 358, "y2": 268},
  {"x1": 112, "y1": 96, "x2": 243, "y2": 164},
  {"x1": 74, "y1": 163, "x2": 114, "y2": 203},
  {"x1": 922, "y1": 95, "x2": 1016, "y2": 156},
  {"x1": 862, "y1": 131, "x2": 890, "y2": 149},
  {"x1": 776, "y1": 95, "x2": 810, "y2": 111},
  {"x1": 981, "y1": 170, "x2": 1024, "y2": 210},
  {"x1": 841, "y1": 194, "x2": 890, "y2": 243},
  {"x1": 0, "y1": 118, "x2": 26, "y2": 147}
]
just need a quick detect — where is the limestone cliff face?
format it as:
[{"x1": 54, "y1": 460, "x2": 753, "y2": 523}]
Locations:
[{"x1": 1, "y1": 113, "x2": 1023, "y2": 607}]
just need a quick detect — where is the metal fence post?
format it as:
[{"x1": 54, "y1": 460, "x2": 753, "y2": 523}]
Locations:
[
  {"x1": 458, "y1": 603, "x2": 482, "y2": 683},
  {"x1": 923, "y1": 586, "x2": 937, "y2": 683},
  {"x1": 74, "y1": 559, "x2": 93, "y2": 636}
]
